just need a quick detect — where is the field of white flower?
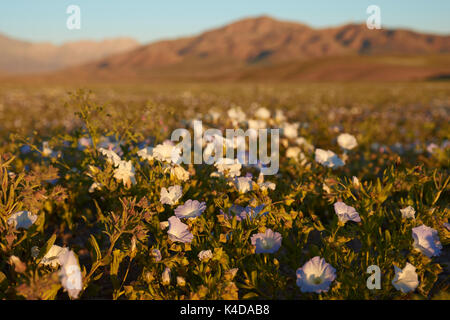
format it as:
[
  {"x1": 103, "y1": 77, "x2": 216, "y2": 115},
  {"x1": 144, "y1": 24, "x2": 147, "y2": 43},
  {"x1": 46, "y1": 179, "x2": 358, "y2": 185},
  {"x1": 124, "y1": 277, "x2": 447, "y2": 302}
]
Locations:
[{"x1": 0, "y1": 82, "x2": 448, "y2": 300}]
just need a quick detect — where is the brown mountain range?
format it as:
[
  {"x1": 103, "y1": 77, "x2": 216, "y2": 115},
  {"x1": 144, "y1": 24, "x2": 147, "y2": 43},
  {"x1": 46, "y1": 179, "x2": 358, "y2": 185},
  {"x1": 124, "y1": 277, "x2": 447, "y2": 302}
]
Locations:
[
  {"x1": 5, "y1": 16, "x2": 450, "y2": 81},
  {"x1": 0, "y1": 34, "x2": 139, "y2": 74}
]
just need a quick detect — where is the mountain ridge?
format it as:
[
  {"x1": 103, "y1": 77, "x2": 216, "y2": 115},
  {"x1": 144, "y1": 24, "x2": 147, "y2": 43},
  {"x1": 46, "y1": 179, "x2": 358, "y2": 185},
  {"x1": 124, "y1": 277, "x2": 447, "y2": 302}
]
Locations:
[
  {"x1": 0, "y1": 33, "x2": 140, "y2": 74},
  {"x1": 3, "y1": 16, "x2": 450, "y2": 81}
]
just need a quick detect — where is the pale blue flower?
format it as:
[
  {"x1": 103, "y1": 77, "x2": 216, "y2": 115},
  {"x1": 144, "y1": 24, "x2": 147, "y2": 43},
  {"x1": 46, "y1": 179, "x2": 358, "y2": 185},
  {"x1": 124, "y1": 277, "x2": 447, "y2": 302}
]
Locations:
[
  {"x1": 7, "y1": 211, "x2": 38, "y2": 229},
  {"x1": 174, "y1": 200, "x2": 206, "y2": 219},
  {"x1": 251, "y1": 229, "x2": 282, "y2": 254},
  {"x1": 392, "y1": 263, "x2": 419, "y2": 293},
  {"x1": 333, "y1": 201, "x2": 361, "y2": 223},
  {"x1": 59, "y1": 250, "x2": 82, "y2": 299},
  {"x1": 167, "y1": 216, "x2": 193, "y2": 243},
  {"x1": 412, "y1": 224, "x2": 442, "y2": 257},
  {"x1": 160, "y1": 185, "x2": 182, "y2": 205},
  {"x1": 296, "y1": 256, "x2": 336, "y2": 293},
  {"x1": 198, "y1": 250, "x2": 213, "y2": 262},
  {"x1": 337, "y1": 133, "x2": 358, "y2": 150},
  {"x1": 315, "y1": 148, "x2": 344, "y2": 168},
  {"x1": 233, "y1": 176, "x2": 253, "y2": 193},
  {"x1": 400, "y1": 206, "x2": 415, "y2": 219},
  {"x1": 151, "y1": 249, "x2": 162, "y2": 262}
]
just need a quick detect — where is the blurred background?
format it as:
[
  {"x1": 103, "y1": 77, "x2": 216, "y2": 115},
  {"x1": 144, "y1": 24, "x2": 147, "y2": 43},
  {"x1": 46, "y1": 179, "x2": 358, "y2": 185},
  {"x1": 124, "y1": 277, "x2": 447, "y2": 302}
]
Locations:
[{"x1": 0, "y1": 0, "x2": 449, "y2": 82}]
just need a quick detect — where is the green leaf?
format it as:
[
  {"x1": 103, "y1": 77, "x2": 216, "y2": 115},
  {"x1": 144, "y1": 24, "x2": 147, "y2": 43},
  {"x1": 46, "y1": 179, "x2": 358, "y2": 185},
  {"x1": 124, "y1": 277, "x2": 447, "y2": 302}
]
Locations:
[
  {"x1": 110, "y1": 249, "x2": 125, "y2": 276},
  {"x1": 284, "y1": 198, "x2": 295, "y2": 206},
  {"x1": 37, "y1": 234, "x2": 57, "y2": 260},
  {"x1": 313, "y1": 220, "x2": 325, "y2": 231},
  {"x1": 385, "y1": 230, "x2": 391, "y2": 243},
  {"x1": 100, "y1": 255, "x2": 113, "y2": 266},
  {"x1": 0, "y1": 271, "x2": 7, "y2": 288},
  {"x1": 251, "y1": 270, "x2": 258, "y2": 285},
  {"x1": 242, "y1": 292, "x2": 259, "y2": 299},
  {"x1": 89, "y1": 234, "x2": 102, "y2": 262},
  {"x1": 93, "y1": 272, "x2": 104, "y2": 281}
]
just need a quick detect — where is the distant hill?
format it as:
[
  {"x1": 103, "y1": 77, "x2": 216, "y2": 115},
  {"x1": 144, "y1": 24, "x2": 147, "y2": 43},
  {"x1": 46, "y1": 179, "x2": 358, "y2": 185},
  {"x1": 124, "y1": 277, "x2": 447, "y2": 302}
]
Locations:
[
  {"x1": 5, "y1": 16, "x2": 450, "y2": 81},
  {"x1": 0, "y1": 34, "x2": 140, "y2": 74}
]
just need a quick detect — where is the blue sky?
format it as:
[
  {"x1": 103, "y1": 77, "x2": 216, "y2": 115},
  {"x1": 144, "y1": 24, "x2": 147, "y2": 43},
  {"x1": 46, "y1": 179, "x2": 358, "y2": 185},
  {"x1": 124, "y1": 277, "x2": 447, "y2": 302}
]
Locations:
[{"x1": 0, "y1": 0, "x2": 449, "y2": 44}]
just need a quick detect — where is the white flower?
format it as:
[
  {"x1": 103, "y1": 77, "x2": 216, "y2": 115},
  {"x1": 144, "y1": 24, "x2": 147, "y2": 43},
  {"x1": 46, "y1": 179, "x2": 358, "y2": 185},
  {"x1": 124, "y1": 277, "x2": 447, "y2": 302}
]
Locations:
[
  {"x1": 255, "y1": 107, "x2": 271, "y2": 120},
  {"x1": 286, "y1": 147, "x2": 301, "y2": 159},
  {"x1": 7, "y1": 211, "x2": 38, "y2": 229},
  {"x1": 167, "y1": 216, "x2": 194, "y2": 243},
  {"x1": 174, "y1": 199, "x2": 206, "y2": 219},
  {"x1": 88, "y1": 182, "x2": 102, "y2": 193},
  {"x1": 9, "y1": 255, "x2": 25, "y2": 272},
  {"x1": 258, "y1": 181, "x2": 276, "y2": 191},
  {"x1": 59, "y1": 250, "x2": 82, "y2": 299},
  {"x1": 282, "y1": 122, "x2": 299, "y2": 139},
  {"x1": 233, "y1": 176, "x2": 253, "y2": 193},
  {"x1": 352, "y1": 176, "x2": 360, "y2": 188},
  {"x1": 153, "y1": 141, "x2": 181, "y2": 164},
  {"x1": 286, "y1": 147, "x2": 307, "y2": 165},
  {"x1": 256, "y1": 173, "x2": 276, "y2": 191},
  {"x1": 113, "y1": 160, "x2": 136, "y2": 187},
  {"x1": 8, "y1": 171, "x2": 16, "y2": 179},
  {"x1": 210, "y1": 171, "x2": 221, "y2": 178},
  {"x1": 400, "y1": 206, "x2": 415, "y2": 219},
  {"x1": 214, "y1": 158, "x2": 242, "y2": 178},
  {"x1": 170, "y1": 165, "x2": 190, "y2": 181},
  {"x1": 42, "y1": 141, "x2": 55, "y2": 157},
  {"x1": 31, "y1": 246, "x2": 40, "y2": 258},
  {"x1": 151, "y1": 249, "x2": 162, "y2": 262},
  {"x1": 160, "y1": 221, "x2": 169, "y2": 230},
  {"x1": 295, "y1": 137, "x2": 314, "y2": 152},
  {"x1": 40, "y1": 245, "x2": 69, "y2": 268},
  {"x1": 296, "y1": 256, "x2": 336, "y2": 293},
  {"x1": 160, "y1": 185, "x2": 182, "y2": 205},
  {"x1": 207, "y1": 110, "x2": 221, "y2": 122},
  {"x1": 99, "y1": 147, "x2": 122, "y2": 167},
  {"x1": 248, "y1": 119, "x2": 267, "y2": 130},
  {"x1": 162, "y1": 267, "x2": 171, "y2": 285},
  {"x1": 392, "y1": 263, "x2": 419, "y2": 293},
  {"x1": 427, "y1": 143, "x2": 439, "y2": 154},
  {"x1": 137, "y1": 147, "x2": 154, "y2": 161},
  {"x1": 275, "y1": 110, "x2": 286, "y2": 122},
  {"x1": 251, "y1": 229, "x2": 282, "y2": 254},
  {"x1": 337, "y1": 133, "x2": 358, "y2": 150},
  {"x1": 412, "y1": 224, "x2": 442, "y2": 257},
  {"x1": 77, "y1": 137, "x2": 92, "y2": 150},
  {"x1": 333, "y1": 202, "x2": 361, "y2": 223},
  {"x1": 177, "y1": 276, "x2": 186, "y2": 287},
  {"x1": 315, "y1": 148, "x2": 344, "y2": 168},
  {"x1": 198, "y1": 250, "x2": 213, "y2": 262},
  {"x1": 227, "y1": 107, "x2": 246, "y2": 123}
]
